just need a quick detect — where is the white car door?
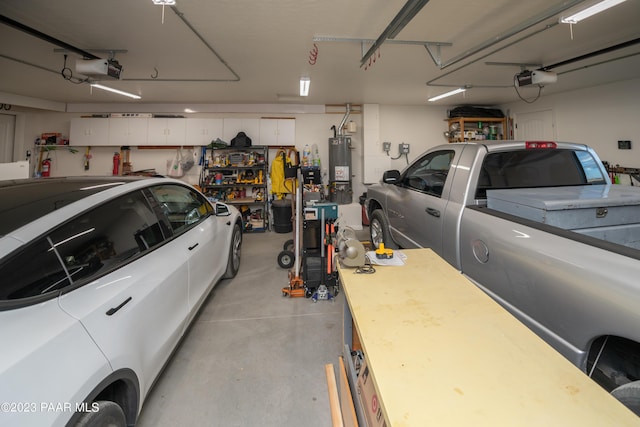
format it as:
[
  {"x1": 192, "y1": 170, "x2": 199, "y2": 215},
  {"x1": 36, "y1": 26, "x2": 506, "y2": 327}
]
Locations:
[
  {"x1": 147, "y1": 185, "x2": 226, "y2": 314},
  {"x1": 184, "y1": 215, "x2": 226, "y2": 312},
  {"x1": 56, "y1": 188, "x2": 189, "y2": 401}
]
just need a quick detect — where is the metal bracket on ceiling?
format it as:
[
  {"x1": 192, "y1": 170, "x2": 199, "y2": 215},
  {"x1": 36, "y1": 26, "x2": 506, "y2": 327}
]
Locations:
[
  {"x1": 359, "y1": 0, "x2": 431, "y2": 67},
  {"x1": 53, "y1": 49, "x2": 128, "y2": 60},
  {"x1": 485, "y1": 62, "x2": 543, "y2": 72},
  {"x1": 313, "y1": 36, "x2": 452, "y2": 65},
  {"x1": 424, "y1": 43, "x2": 442, "y2": 67}
]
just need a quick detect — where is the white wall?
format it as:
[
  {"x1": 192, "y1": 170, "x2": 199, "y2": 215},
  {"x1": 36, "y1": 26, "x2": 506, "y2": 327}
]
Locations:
[
  {"x1": 8, "y1": 107, "x2": 450, "y2": 201},
  {"x1": 10, "y1": 77, "x2": 640, "y2": 192},
  {"x1": 502, "y1": 78, "x2": 640, "y2": 167},
  {"x1": 379, "y1": 105, "x2": 449, "y2": 170}
]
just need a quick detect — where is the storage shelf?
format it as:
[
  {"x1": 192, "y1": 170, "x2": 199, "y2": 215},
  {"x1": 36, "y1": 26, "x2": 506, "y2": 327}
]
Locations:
[
  {"x1": 208, "y1": 164, "x2": 266, "y2": 169},
  {"x1": 201, "y1": 145, "x2": 269, "y2": 232},
  {"x1": 224, "y1": 198, "x2": 266, "y2": 205},
  {"x1": 204, "y1": 183, "x2": 264, "y2": 188},
  {"x1": 446, "y1": 117, "x2": 507, "y2": 143}
]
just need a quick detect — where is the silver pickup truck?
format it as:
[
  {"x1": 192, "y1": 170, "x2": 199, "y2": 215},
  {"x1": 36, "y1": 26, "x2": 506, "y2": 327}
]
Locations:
[{"x1": 365, "y1": 140, "x2": 640, "y2": 413}]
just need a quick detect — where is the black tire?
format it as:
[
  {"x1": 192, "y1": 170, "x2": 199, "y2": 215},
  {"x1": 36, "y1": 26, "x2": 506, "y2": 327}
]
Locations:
[
  {"x1": 222, "y1": 223, "x2": 242, "y2": 279},
  {"x1": 277, "y1": 250, "x2": 295, "y2": 269},
  {"x1": 75, "y1": 400, "x2": 126, "y2": 427},
  {"x1": 612, "y1": 380, "x2": 640, "y2": 415},
  {"x1": 369, "y1": 209, "x2": 397, "y2": 249},
  {"x1": 283, "y1": 239, "x2": 294, "y2": 251}
]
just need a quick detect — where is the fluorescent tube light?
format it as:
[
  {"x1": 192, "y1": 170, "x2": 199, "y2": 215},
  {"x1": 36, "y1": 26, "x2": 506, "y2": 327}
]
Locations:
[
  {"x1": 300, "y1": 77, "x2": 310, "y2": 97},
  {"x1": 90, "y1": 84, "x2": 142, "y2": 100},
  {"x1": 152, "y1": 0, "x2": 176, "y2": 5},
  {"x1": 428, "y1": 87, "x2": 466, "y2": 102},
  {"x1": 560, "y1": 0, "x2": 627, "y2": 24}
]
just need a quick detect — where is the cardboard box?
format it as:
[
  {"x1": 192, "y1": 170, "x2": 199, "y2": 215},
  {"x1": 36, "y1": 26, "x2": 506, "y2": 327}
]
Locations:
[{"x1": 357, "y1": 357, "x2": 387, "y2": 427}]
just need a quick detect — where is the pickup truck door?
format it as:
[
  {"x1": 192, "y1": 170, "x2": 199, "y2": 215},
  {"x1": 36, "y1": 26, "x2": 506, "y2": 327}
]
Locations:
[{"x1": 386, "y1": 149, "x2": 456, "y2": 254}]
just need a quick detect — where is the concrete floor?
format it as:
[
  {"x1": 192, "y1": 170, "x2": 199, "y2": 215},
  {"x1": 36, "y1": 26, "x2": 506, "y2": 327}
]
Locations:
[{"x1": 136, "y1": 229, "x2": 346, "y2": 427}]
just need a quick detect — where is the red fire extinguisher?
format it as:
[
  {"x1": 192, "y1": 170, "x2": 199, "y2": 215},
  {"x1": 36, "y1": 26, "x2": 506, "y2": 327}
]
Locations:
[
  {"x1": 41, "y1": 157, "x2": 51, "y2": 177},
  {"x1": 113, "y1": 152, "x2": 120, "y2": 176}
]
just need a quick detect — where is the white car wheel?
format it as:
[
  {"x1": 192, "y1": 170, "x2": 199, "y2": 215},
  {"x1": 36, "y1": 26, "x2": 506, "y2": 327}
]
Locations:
[{"x1": 75, "y1": 400, "x2": 126, "y2": 427}]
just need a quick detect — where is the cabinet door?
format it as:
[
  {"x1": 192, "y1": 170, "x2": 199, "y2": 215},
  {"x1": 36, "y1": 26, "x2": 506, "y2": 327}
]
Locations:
[
  {"x1": 259, "y1": 119, "x2": 278, "y2": 146},
  {"x1": 276, "y1": 119, "x2": 295, "y2": 145},
  {"x1": 186, "y1": 118, "x2": 223, "y2": 146},
  {"x1": 70, "y1": 118, "x2": 110, "y2": 146},
  {"x1": 223, "y1": 118, "x2": 260, "y2": 145},
  {"x1": 259, "y1": 118, "x2": 295, "y2": 146},
  {"x1": 148, "y1": 118, "x2": 186, "y2": 145},
  {"x1": 126, "y1": 118, "x2": 149, "y2": 145},
  {"x1": 109, "y1": 118, "x2": 148, "y2": 146}
]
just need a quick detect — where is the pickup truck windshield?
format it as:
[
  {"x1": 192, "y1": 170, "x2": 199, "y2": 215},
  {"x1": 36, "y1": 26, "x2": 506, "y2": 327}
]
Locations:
[{"x1": 476, "y1": 149, "x2": 606, "y2": 198}]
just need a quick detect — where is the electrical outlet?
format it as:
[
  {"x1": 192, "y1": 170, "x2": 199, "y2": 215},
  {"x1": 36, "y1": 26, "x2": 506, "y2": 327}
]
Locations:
[
  {"x1": 400, "y1": 143, "x2": 410, "y2": 154},
  {"x1": 382, "y1": 141, "x2": 391, "y2": 153}
]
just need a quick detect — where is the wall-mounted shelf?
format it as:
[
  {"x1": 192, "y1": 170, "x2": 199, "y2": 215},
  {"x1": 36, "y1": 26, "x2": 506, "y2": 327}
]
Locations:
[{"x1": 446, "y1": 117, "x2": 507, "y2": 143}]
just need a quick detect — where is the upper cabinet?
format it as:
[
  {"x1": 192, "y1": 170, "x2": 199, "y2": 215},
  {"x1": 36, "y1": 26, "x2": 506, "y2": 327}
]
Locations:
[
  {"x1": 70, "y1": 116, "x2": 295, "y2": 147},
  {"x1": 70, "y1": 118, "x2": 110, "y2": 146},
  {"x1": 109, "y1": 118, "x2": 149, "y2": 146},
  {"x1": 147, "y1": 118, "x2": 187, "y2": 145},
  {"x1": 259, "y1": 118, "x2": 295, "y2": 146},
  {"x1": 186, "y1": 118, "x2": 224, "y2": 145},
  {"x1": 223, "y1": 118, "x2": 260, "y2": 145}
]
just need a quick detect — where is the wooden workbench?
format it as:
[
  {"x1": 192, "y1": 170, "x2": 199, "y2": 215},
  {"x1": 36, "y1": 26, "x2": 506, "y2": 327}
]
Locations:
[{"x1": 339, "y1": 248, "x2": 638, "y2": 426}]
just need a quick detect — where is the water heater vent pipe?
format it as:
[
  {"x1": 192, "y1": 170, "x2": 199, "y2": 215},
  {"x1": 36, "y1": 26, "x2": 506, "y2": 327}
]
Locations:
[{"x1": 337, "y1": 103, "x2": 351, "y2": 136}]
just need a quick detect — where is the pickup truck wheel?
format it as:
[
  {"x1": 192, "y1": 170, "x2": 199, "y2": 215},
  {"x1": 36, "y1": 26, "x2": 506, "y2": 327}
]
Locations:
[
  {"x1": 370, "y1": 209, "x2": 397, "y2": 249},
  {"x1": 611, "y1": 380, "x2": 640, "y2": 415}
]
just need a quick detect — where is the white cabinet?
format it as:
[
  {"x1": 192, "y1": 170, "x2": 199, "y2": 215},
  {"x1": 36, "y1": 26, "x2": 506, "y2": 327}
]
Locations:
[
  {"x1": 186, "y1": 118, "x2": 223, "y2": 145},
  {"x1": 147, "y1": 118, "x2": 187, "y2": 145},
  {"x1": 70, "y1": 117, "x2": 280, "y2": 147},
  {"x1": 259, "y1": 118, "x2": 295, "y2": 146},
  {"x1": 109, "y1": 118, "x2": 149, "y2": 146},
  {"x1": 70, "y1": 118, "x2": 110, "y2": 146},
  {"x1": 223, "y1": 118, "x2": 260, "y2": 145}
]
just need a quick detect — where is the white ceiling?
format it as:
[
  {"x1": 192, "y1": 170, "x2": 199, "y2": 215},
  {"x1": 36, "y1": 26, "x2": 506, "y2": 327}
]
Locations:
[{"x1": 0, "y1": 0, "x2": 639, "y2": 109}]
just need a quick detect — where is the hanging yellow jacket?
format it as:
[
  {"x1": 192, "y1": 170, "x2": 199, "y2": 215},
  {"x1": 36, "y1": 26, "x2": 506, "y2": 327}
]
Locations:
[{"x1": 270, "y1": 149, "x2": 297, "y2": 195}]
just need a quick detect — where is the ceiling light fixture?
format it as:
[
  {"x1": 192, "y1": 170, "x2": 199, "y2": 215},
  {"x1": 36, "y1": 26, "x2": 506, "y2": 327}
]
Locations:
[
  {"x1": 300, "y1": 77, "x2": 310, "y2": 97},
  {"x1": 560, "y1": 0, "x2": 627, "y2": 24},
  {"x1": 152, "y1": 0, "x2": 176, "y2": 24},
  {"x1": 428, "y1": 87, "x2": 466, "y2": 102},
  {"x1": 90, "y1": 84, "x2": 142, "y2": 100}
]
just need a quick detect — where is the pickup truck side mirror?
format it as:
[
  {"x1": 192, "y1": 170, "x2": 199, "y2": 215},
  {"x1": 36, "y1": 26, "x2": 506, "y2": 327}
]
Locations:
[{"x1": 383, "y1": 170, "x2": 401, "y2": 184}]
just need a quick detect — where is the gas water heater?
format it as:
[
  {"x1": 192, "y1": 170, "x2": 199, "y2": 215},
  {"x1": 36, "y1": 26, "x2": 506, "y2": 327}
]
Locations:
[{"x1": 328, "y1": 103, "x2": 353, "y2": 204}]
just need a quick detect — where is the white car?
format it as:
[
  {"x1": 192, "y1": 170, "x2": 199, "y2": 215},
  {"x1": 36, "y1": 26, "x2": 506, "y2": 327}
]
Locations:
[{"x1": 0, "y1": 176, "x2": 242, "y2": 427}]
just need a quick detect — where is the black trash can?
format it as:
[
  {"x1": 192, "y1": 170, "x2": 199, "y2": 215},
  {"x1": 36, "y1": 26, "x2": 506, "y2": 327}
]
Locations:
[{"x1": 272, "y1": 199, "x2": 293, "y2": 233}]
